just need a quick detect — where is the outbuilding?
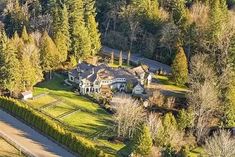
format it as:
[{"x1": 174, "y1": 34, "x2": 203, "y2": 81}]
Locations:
[
  {"x1": 132, "y1": 83, "x2": 145, "y2": 95},
  {"x1": 21, "y1": 91, "x2": 33, "y2": 100}
]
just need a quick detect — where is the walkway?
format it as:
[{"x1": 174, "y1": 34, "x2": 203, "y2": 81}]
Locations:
[
  {"x1": 0, "y1": 110, "x2": 76, "y2": 157},
  {"x1": 101, "y1": 46, "x2": 172, "y2": 74}
]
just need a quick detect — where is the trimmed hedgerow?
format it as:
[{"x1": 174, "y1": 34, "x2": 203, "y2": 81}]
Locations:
[{"x1": 0, "y1": 96, "x2": 108, "y2": 157}]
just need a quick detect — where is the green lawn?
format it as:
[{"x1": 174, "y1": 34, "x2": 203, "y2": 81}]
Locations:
[
  {"x1": 0, "y1": 138, "x2": 25, "y2": 157},
  {"x1": 43, "y1": 102, "x2": 74, "y2": 117},
  {"x1": 28, "y1": 73, "x2": 125, "y2": 156},
  {"x1": 189, "y1": 147, "x2": 205, "y2": 157},
  {"x1": 27, "y1": 95, "x2": 57, "y2": 108},
  {"x1": 154, "y1": 74, "x2": 189, "y2": 92}
]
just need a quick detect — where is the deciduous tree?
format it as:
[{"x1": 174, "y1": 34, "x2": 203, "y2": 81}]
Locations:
[
  {"x1": 111, "y1": 94, "x2": 146, "y2": 138},
  {"x1": 205, "y1": 130, "x2": 235, "y2": 157}
]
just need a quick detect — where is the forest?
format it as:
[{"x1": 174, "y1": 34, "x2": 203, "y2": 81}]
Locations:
[{"x1": 0, "y1": 0, "x2": 235, "y2": 156}]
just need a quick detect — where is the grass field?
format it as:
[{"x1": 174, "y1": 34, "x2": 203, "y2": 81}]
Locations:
[
  {"x1": 154, "y1": 75, "x2": 188, "y2": 92},
  {"x1": 189, "y1": 147, "x2": 205, "y2": 157},
  {"x1": 0, "y1": 138, "x2": 25, "y2": 157},
  {"x1": 27, "y1": 73, "x2": 125, "y2": 156}
]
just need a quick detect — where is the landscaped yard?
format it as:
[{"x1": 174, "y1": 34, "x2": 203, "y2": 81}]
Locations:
[
  {"x1": 149, "y1": 74, "x2": 189, "y2": 98},
  {"x1": 154, "y1": 75, "x2": 188, "y2": 92},
  {"x1": 27, "y1": 73, "x2": 125, "y2": 156},
  {"x1": 189, "y1": 147, "x2": 205, "y2": 157},
  {"x1": 0, "y1": 138, "x2": 25, "y2": 157}
]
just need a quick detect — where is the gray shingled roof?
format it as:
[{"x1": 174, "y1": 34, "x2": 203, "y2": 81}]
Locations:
[
  {"x1": 70, "y1": 62, "x2": 144, "y2": 85},
  {"x1": 70, "y1": 69, "x2": 79, "y2": 77}
]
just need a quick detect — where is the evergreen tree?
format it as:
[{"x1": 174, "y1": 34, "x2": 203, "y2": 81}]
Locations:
[
  {"x1": 133, "y1": 0, "x2": 159, "y2": 21},
  {"x1": 225, "y1": 77, "x2": 235, "y2": 127},
  {"x1": 86, "y1": 14, "x2": 101, "y2": 56},
  {"x1": 132, "y1": 124, "x2": 152, "y2": 156},
  {"x1": 208, "y1": 0, "x2": 228, "y2": 41},
  {"x1": 155, "y1": 113, "x2": 179, "y2": 147},
  {"x1": 54, "y1": 4, "x2": 70, "y2": 63},
  {"x1": 40, "y1": 31, "x2": 60, "y2": 79},
  {"x1": 68, "y1": 0, "x2": 91, "y2": 60},
  {"x1": 20, "y1": 39, "x2": 43, "y2": 90},
  {"x1": 21, "y1": 26, "x2": 29, "y2": 42},
  {"x1": 0, "y1": 30, "x2": 21, "y2": 95},
  {"x1": 171, "y1": 0, "x2": 188, "y2": 31},
  {"x1": 127, "y1": 51, "x2": 131, "y2": 66},
  {"x1": 172, "y1": 45, "x2": 188, "y2": 85},
  {"x1": 4, "y1": 0, "x2": 29, "y2": 37},
  {"x1": 119, "y1": 51, "x2": 123, "y2": 66},
  {"x1": 83, "y1": 0, "x2": 96, "y2": 20},
  {"x1": 110, "y1": 51, "x2": 114, "y2": 65},
  {"x1": 177, "y1": 109, "x2": 193, "y2": 130}
]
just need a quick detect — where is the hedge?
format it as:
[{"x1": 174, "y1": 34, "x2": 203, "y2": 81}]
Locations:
[{"x1": 0, "y1": 96, "x2": 108, "y2": 157}]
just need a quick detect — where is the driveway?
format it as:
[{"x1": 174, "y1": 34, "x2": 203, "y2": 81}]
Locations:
[
  {"x1": 0, "y1": 110, "x2": 76, "y2": 157},
  {"x1": 101, "y1": 46, "x2": 172, "y2": 74}
]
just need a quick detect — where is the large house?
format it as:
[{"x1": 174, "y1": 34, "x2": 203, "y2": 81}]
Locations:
[{"x1": 68, "y1": 62, "x2": 152, "y2": 95}]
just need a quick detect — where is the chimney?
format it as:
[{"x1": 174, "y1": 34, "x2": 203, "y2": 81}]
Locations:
[{"x1": 92, "y1": 68, "x2": 95, "y2": 74}]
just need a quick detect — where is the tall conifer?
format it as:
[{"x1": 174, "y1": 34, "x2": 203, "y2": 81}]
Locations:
[
  {"x1": 69, "y1": 0, "x2": 91, "y2": 60},
  {"x1": 132, "y1": 124, "x2": 152, "y2": 156},
  {"x1": 119, "y1": 51, "x2": 123, "y2": 66},
  {"x1": 84, "y1": 0, "x2": 101, "y2": 56},
  {"x1": 0, "y1": 30, "x2": 21, "y2": 95},
  {"x1": 54, "y1": 4, "x2": 70, "y2": 63},
  {"x1": 40, "y1": 31, "x2": 60, "y2": 79},
  {"x1": 172, "y1": 45, "x2": 188, "y2": 85}
]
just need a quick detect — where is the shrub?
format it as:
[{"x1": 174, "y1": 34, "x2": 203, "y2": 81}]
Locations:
[{"x1": 0, "y1": 96, "x2": 107, "y2": 157}]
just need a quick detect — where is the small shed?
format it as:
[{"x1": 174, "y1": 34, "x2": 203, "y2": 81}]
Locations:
[
  {"x1": 21, "y1": 91, "x2": 33, "y2": 100},
  {"x1": 132, "y1": 83, "x2": 144, "y2": 95}
]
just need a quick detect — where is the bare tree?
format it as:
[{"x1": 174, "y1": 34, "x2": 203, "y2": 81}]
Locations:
[
  {"x1": 149, "y1": 90, "x2": 165, "y2": 107},
  {"x1": 147, "y1": 113, "x2": 161, "y2": 140},
  {"x1": 111, "y1": 94, "x2": 146, "y2": 138},
  {"x1": 205, "y1": 130, "x2": 235, "y2": 157},
  {"x1": 189, "y1": 3, "x2": 209, "y2": 29},
  {"x1": 30, "y1": 14, "x2": 53, "y2": 33},
  {"x1": 160, "y1": 22, "x2": 181, "y2": 57},
  {"x1": 188, "y1": 54, "x2": 220, "y2": 144}
]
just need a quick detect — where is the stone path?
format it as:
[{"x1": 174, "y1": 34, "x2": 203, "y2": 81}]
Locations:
[{"x1": 0, "y1": 110, "x2": 76, "y2": 157}]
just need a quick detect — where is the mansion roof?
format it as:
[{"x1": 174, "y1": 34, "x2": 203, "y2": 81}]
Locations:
[{"x1": 70, "y1": 62, "x2": 150, "y2": 85}]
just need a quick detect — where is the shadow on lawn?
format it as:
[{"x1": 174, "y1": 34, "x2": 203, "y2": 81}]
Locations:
[
  {"x1": 71, "y1": 119, "x2": 121, "y2": 155},
  {"x1": 36, "y1": 74, "x2": 72, "y2": 92}
]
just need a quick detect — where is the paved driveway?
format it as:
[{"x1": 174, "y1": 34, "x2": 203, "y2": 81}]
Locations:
[
  {"x1": 0, "y1": 110, "x2": 76, "y2": 157},
  {"x1": 101, "y1": 46, "x2": 172, "y2": 74}
]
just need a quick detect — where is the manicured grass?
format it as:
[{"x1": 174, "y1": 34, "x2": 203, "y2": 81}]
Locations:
[
  {"x1": 189, "y1": 147, "x2": 205, "y2": 157},
  {"x1": 0, "y1": 138, "x2": 25, "y2": 157},
  {"x1": 154, "y1": 74, "x2": 188, "y2": 92},
  {"x1": 29, "y1": 73, "x2": 125, "y2": 156},
  {"x1": 62, "y1": 110, "x2": 111, "y2": 135},
  {"x1": 27, "y1": 95, "x2": 57, "y2": 108},
  {"x1": 43, "y1": 102, "x2": 74, "y2": 117}
]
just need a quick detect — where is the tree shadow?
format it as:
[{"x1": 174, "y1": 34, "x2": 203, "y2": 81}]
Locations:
[{"x1": 36, "y1": 73, "x2": 72, "y2": 92}]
